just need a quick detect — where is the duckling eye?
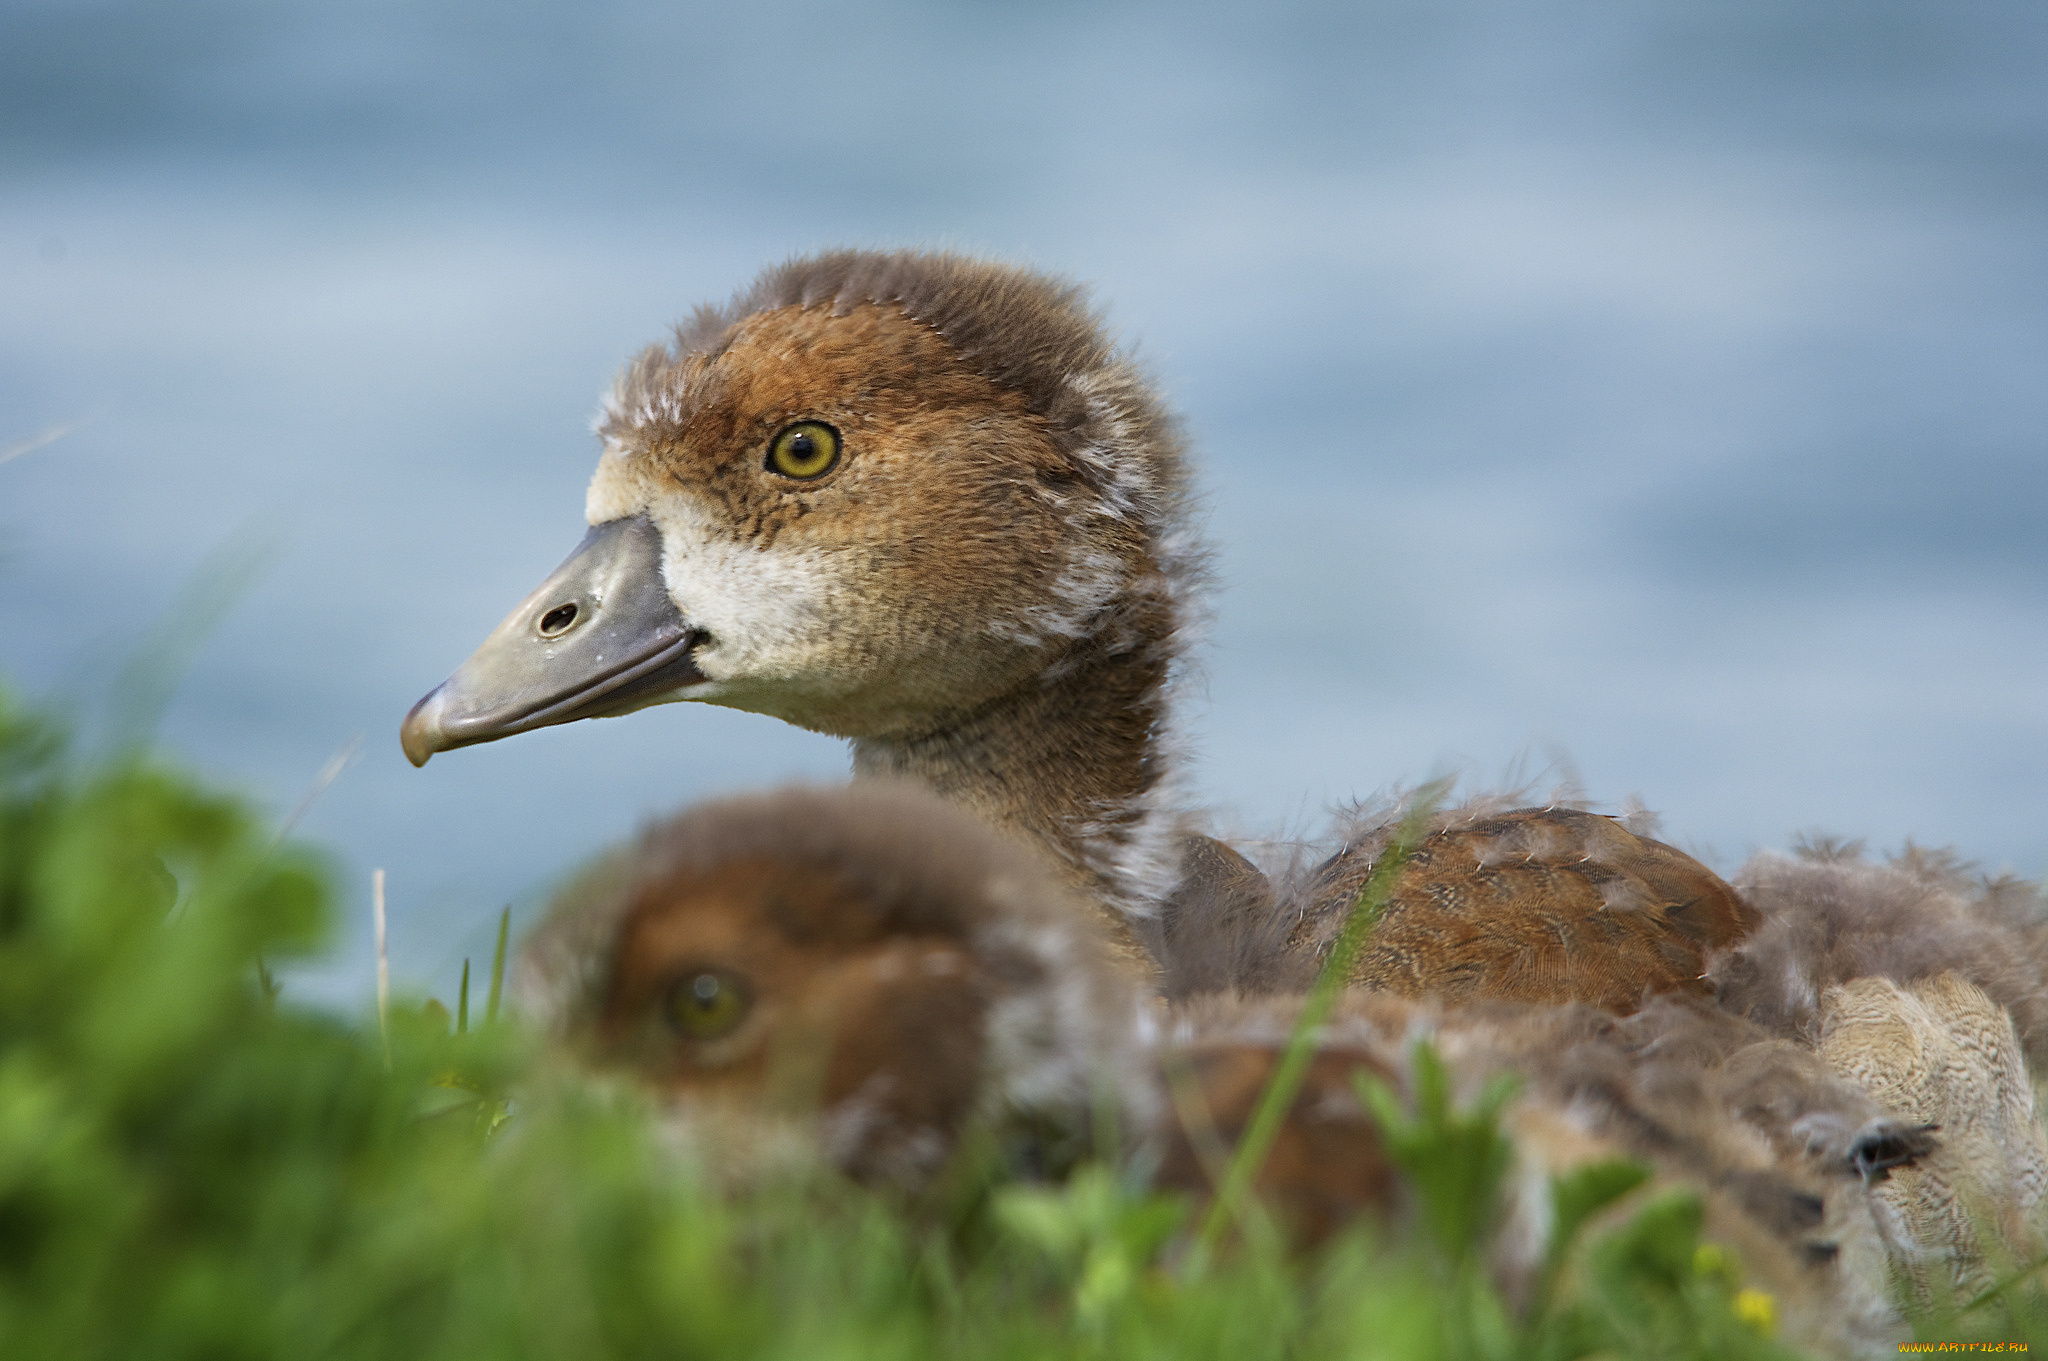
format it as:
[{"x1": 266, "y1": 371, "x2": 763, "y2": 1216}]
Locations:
[
  {"x1": 664, "y1": 969, "x2": 751, "y2": 1040},
  {"x1": 765, "y1": 421, "x2": 841, "y2": 480}
]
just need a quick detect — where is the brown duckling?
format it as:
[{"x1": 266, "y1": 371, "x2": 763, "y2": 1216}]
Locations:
[
  {"x1": 518, "y1": 780, "x2": 1150, "y2": 1187},
  {"x1": 407, "y1": 248, "x2": 1751, "y2": 1009}
]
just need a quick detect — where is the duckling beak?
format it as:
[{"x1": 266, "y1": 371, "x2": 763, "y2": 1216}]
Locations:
[{"x1": 400, "y1": 514, "x2": 706, "y2": 767}]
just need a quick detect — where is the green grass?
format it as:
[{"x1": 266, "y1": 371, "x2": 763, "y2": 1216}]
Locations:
[{"x1": 2, "y1": 679, "x2": 2045, "y2": 1359}]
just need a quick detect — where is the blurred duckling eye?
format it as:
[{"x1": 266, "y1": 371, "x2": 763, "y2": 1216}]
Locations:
[
  {"x1": 765, "y1": 421, "x2": 841, "y2": 480},
  {"x1": 665, "y1": 969, "x2": 752, "y2": 1040}
]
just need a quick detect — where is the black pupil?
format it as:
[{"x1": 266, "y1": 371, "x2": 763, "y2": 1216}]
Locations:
[
  {"x1": 788, "y1": 433, "x2": 816, "y2": 461},
  {"x1": 539, "y1": 603, "x2": 577, "y2": 634}
]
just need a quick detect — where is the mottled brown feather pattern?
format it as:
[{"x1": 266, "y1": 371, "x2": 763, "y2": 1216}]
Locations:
[
  {"x1": 1286, "y1": 808, "x2": 1758, "y2": 1012},
  {"x1": 1818, "y1": 972, "x2": 2048, "y2": 1301},
  {"x1": 1691, "y1": 844, "x2": 2048, "y2": 1307}
]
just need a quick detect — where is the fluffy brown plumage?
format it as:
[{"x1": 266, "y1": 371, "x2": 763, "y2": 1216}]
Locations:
[
  {"x1": 1177, "y1": 812, "x2": 2048, "y2": 1305},
  {"x1": 1715, "y1": 840, "x2": 2048, "y2": 1068},
  {"x1": 575, "y1": 251, "x2": 1209, "y2": 976},
  {"x1": 1152, "y1": 1040, "x2": 1406, "y2": 1248}
]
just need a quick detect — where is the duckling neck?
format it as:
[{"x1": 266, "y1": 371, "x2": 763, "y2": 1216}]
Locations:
[{"x1": 850, "y1": 624, "x2": 1183, "y2": 966}]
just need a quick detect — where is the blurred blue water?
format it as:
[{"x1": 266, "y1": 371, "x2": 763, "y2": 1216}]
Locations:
[{"x1": 3, "y1": 0, "x2": 2043, "y2": 1005}]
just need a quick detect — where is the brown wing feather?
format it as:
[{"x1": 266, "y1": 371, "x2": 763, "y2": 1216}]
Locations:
[{"x1": 1289, "y1": 808, "x2": 1758, "y2": 1013}]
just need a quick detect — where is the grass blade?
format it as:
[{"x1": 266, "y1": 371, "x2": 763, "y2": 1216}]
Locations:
[
  {"x1": 485, "y1": 906, "x2": 510, "y2": 1026},
  {"x1": 1187, "y1": 782, "x2": 1445, "y2": 1267},
  {"x1": 374, "y1": 867, "x2": 391, "y2": 1068}
]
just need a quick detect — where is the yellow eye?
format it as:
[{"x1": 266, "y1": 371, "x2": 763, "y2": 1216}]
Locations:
[
  {"x1": 665, "y1": 969, "x2": 752, "y2": 1040},
  {"x1": 766, "y1": 421, "x2": 841, "y2": 480}
]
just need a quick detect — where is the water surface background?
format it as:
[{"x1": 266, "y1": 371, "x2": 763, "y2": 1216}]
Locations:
[{"x1": 4, "y1": 0, "x2": 2043, "y2": 1003}]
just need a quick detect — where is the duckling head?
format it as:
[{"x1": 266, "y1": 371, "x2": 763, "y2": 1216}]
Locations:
[
  {"x1": 403, "y1": 249, "x2": 1206, "y2": 935},
  {"x1": 521, "y1": 782, "x2": 1148, "y2": 1187}
]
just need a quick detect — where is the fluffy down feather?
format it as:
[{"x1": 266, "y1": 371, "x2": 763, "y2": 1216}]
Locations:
[{"x1": 1714, "y1": 840, "x2": 2048, "y2": 1071}]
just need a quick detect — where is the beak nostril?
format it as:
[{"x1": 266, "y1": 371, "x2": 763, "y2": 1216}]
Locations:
[{"x1": 538, "y1": 602, "x2": 580, "y2": 637}]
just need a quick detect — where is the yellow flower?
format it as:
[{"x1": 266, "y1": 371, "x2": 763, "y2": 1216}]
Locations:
[{"x1": 1732, "y1": 1287, "x2": 1777, "y2": 1336}]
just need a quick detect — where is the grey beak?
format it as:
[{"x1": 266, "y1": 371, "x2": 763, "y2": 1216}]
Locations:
[{"x1": 400, "y1": 514, "x2": 705, "y2": 766}]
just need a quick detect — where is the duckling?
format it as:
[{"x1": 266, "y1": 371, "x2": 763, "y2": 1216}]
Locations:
[
  {"x1": 527, "y1": 780, "x2": 1404, "y2": 1226},
  {"x1": 405, "y1": 248, "x2": 1751, "y2": 1008},
  {"x1": 1256, "y1": 827, "x2": 2048, "y2": 1310},
  {"x1": 528, "y1": 779, "x2": 1395, "y2": 1220},
  {"x1": 396, "y1": 247, "x2": 2037, "y2": 1338},
  {"x1": 1168, "y1": 989, "x2": 1912, "y2": 1355},
  {"x1": 1714, "y1": 840, "x2": 2048, "y2": 1068},
  {"x1": 1192, "y1": 816, "x2": 2048, "y2": 1306},
  {"x1": 1821, "y1": 972, "x2": 2047, "y2": 1301},
  {"x1": 1709, "y1": 842, "x2": 2048, "y2": 1299},
  {"x1": 543, "y1": 781, "x2": 1911, "y2": 1355},
  {"x1": 518, "y1": 780, "x2": 1150, "y2": 1187},
  {"x1": 1186, "y1": 802, "x2": 2048, "y2": 1301}
]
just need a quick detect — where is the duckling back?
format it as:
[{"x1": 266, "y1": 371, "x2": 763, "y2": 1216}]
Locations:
[{"x1": 1269, "y1": 800, "x2": 1758, "y2": 1012}]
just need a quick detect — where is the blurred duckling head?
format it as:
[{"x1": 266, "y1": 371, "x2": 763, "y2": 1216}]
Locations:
[{"x1": 520, "y1": 783, "x2": 1148, "y2": 1186}]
